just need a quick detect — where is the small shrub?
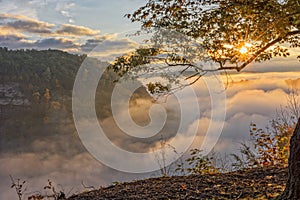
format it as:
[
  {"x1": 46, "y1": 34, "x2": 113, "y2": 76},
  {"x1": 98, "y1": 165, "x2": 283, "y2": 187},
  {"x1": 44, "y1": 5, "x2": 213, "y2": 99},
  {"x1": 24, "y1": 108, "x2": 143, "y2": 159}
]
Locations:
[
  {"x1": 249, "y1": 116, "x2": 294, "y2": 167},
  {"x1": 10, "y1": 175, "x2": 26, "y2": 200},
  {"x1": 232, "y1": 112, "x2": 295, "y2": 170},
  {"x1": 177, "y1": 149, "x2": 219, "y2": 175},
  {"x1": 232, "y1": 87, "x2": 299, "y2": 169},
  {"x1": 10, "y1": 176, "x2": 66, "y2": 200}
]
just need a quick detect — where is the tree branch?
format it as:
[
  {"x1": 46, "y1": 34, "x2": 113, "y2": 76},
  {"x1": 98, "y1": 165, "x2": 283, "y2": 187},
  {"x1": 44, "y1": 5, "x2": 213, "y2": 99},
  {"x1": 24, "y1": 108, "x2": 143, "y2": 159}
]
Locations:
[
  {"x1": 236, "y1": 30, "x2": 300, "y2": 72},
  {"x1": 144, "y1": 29, "x2": 300, "y2": 75}
]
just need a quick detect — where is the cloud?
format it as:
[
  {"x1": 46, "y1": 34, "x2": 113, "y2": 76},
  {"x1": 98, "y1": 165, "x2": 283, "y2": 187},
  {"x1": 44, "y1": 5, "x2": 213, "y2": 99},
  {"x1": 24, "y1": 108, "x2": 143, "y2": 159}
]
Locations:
[
  {"x1": 98, "y1": 90, "x2": 181, "y2": 153},
  {"x1": 148, "y1": 72, "x2": 300, "y2": 156},
  {"x1": 0, "y1": 34, "x2": 79, "y2": 51},
  {"x1": 0, "y1": 152, "x2": 105, "y2": 199},
  {"x1": 0, "y1": 0, "x2": 77, "y2": 22},
  {"x1": 0, "y1": 14, "x2": 101, "y2": 37},
  {"x1": 5, "y1": 20, "x2": 53, "y2": 34},
  {"x1": 80, "y1": 34, "x2": 118, "y2": 52},
  {"x1": 0, "y1": 35, "x2": 33, "y2": 49},
  {"x1": 35, "y1": 38, "x2": 79, "y2": 49},
  {"x1": 56, "y1": 24, "x2": 100, "y2": 36},
  {"x1": 1, "y1": 71, "x2": 300, "y2": 199},
  {"x1": 0, "y1": 13, "x2": 141, "y2": 54},
  {"x1": 84, "y1": 38, "x2": 139, "y2": 61},
  {"x1": 222, "y1": 72, "x2": 300, "y2": 98},
  {"x1": 55, "y1": 1, "x2": 76, "y2": 23},
  {"x1": 244, "y1": 55, "x2": 300, "y2": 72},
  {"x1": 0, "y1": 14, "x2": 108, "y2": 52},
  {"x1": 202, "y1": 72, "x2": 300, "y2": 153},
  {"x1": 0, "y1": 0, "x2": 39, "y2": 18},
  {"x1": 0, "y1": 13, "x2": 55, "y2": 34},
  {"x1": 226, "y1": 89, "x2": 287, "y2": 119}
]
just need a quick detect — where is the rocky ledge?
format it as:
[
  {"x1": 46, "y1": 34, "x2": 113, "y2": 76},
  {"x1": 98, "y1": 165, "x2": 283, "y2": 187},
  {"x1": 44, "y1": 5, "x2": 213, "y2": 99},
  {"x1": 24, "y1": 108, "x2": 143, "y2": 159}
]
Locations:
[{"x1": 68, "y1": 166, "x2": 287, "y2": 200}]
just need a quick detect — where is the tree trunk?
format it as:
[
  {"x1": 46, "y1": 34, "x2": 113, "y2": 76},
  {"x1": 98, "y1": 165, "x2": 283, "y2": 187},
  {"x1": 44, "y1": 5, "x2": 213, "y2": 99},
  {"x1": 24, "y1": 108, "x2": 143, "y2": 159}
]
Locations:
[{"x1": 277, "y1": 118, "x2": 300, "y2": 199}]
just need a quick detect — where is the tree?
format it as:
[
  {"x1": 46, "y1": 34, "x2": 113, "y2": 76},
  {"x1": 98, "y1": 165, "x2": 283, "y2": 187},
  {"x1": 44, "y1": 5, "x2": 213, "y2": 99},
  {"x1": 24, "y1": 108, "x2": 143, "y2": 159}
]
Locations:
[
  {"x1": 109, "y1": 0, "x2": 300, "y2": 199},
  {"x1": 279, "y1": 118, "x2": 300, "y2": 199},
  {"x1": 113, "y1": 0, "x2": 300, "y2": 75}
]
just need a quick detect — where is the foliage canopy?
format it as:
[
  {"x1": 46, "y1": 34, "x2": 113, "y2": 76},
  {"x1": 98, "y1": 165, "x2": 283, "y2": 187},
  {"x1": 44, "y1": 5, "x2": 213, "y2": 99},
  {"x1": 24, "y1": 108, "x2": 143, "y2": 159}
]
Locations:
[{"x1": 110, "y1": 0, "x2": 300, "y2": 86}]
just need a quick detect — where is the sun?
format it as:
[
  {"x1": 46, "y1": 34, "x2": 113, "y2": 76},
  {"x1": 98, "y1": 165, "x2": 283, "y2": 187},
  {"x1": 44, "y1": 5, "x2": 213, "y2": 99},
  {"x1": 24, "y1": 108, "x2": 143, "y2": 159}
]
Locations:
[{"x1": 239, "y1": 46, "x2": 248, "y2": 54}]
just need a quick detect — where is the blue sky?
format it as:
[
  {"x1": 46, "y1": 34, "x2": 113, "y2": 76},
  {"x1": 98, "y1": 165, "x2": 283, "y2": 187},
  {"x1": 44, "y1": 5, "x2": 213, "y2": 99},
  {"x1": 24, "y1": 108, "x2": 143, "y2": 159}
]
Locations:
[
  {"x1": 35, "y1": 0, "x2": 146, "y2": 33},
  {"x1": 0, "y1": 0, "x2": 147, "y2": 59},
  {"x1": 0, "y1": 0, "x2": 145, "y2": 32},
  {"x1": 0, "y1": 0, "x2": 298, "y2": 68}
]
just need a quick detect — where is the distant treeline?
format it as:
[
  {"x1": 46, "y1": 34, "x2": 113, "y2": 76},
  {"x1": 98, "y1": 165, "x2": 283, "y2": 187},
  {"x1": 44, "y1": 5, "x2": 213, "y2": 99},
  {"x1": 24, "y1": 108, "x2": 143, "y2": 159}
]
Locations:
[{"x1": 0, "y1": 47, "x2": 88, "y2": 91}]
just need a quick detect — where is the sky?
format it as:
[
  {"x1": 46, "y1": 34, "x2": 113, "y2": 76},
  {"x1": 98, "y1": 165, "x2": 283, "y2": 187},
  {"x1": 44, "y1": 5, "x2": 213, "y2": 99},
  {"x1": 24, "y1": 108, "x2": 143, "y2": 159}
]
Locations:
[
  {"x1": 0, "y1": 0, "x2": 146, "y2": 59},
  {"x1": 0, "y1": 0, "x2": 300, "y2": 199}
]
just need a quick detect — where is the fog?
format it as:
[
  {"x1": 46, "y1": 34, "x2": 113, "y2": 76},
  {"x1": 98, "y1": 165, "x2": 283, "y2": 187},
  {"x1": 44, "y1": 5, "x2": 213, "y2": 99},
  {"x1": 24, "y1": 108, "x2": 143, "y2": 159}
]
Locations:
[{"x1": 1, "y1": 71, "x2": 299, "y2": 199}]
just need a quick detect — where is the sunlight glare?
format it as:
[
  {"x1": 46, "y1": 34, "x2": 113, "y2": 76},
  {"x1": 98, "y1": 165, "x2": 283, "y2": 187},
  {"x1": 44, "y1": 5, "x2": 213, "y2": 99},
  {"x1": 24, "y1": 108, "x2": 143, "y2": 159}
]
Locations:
[{"x1": 239, "y1": 46, "x2": 248, "y2": 54}]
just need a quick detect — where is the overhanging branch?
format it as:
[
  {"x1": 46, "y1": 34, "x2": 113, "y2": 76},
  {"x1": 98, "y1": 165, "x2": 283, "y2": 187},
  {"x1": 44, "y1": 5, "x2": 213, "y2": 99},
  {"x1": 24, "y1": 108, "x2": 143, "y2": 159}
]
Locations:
[
  {"x1": 143, "y1": 29, "x2": 300, "y2": 75},
  {"x1": 236, "y1": 30, "x2": 300, "y2": 72}
]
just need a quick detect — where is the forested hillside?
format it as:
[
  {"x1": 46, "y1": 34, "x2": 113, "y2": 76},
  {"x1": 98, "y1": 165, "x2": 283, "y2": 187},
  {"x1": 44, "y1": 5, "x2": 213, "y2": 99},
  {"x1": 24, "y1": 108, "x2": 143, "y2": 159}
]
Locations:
[
  {"x1": 0, "y1": 48, "x2": 117, "y2": 153},
  {"x1": 0, "y1": 48, "x2": 86, "y2": 91}
]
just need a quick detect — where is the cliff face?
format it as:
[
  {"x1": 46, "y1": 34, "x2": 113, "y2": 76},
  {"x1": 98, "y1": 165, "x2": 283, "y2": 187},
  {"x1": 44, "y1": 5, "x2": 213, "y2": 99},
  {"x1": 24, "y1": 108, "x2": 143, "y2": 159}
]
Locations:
[
  {"x1": 0, "y1": 49, "x2": 85, "y2": 153},
  {"x1": 0, "y1": 82, "x2": 30, "y2": 120},
  {"x1": 0, "y1": 83, "x2": 29, "y2": 105}
]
